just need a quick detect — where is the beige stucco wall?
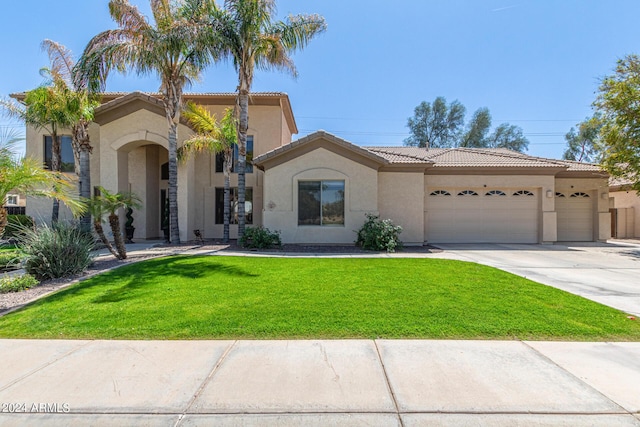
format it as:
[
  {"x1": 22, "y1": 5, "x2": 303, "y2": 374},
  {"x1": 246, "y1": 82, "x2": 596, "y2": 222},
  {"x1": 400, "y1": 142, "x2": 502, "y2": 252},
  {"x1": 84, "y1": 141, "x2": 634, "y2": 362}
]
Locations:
[
  {"x1": 262, "y1": 147, "x2": 379, "y2": 244},
  {"x1": 378, "y1": 171, "x2": 424, "y2": 245},
  {"x1": 611, "y1": 190, "x2": 640, "y2": 238},
  {"x1": 24, "y1": 126, "x2": 75, "y2": 224}
]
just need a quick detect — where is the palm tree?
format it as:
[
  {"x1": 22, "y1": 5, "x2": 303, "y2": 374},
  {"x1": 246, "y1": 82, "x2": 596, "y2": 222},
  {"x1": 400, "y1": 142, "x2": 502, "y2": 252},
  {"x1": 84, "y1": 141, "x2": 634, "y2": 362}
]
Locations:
[
  {"x1": 1, "y1": 82, "x2": 80, "y2": 223},
  {"x1": 42, "y1": 39, "x2": 100, "y2": 232},
  {"x1": 214, "y1": 0, "x2": 326, "y2": 238},
  {"x1": 181, "y1": 103, "x2": 237, "y2": 242},
  {"x1": 86, "y1": 197, "x2": 119, "y2": 259},
  {"x1": 75, "y1": 0, "x2": 221, "y2": 244},
  {"x1": 0, "y1": 145, "x2": 84, "y2": 237},
  {"x1": 90, "y1": 186, "x2": 141, "y2": 260}
]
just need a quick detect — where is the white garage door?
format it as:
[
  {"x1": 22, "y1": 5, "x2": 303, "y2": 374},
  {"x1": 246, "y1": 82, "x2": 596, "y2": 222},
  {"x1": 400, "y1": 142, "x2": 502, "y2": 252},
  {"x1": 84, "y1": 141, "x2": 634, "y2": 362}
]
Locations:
[
  {"x1": 427, "y1": 189, "x2": 539, "y2": 243},
  {"x1": 556, "y1": 192, "x2": 593, "y2": 241}
]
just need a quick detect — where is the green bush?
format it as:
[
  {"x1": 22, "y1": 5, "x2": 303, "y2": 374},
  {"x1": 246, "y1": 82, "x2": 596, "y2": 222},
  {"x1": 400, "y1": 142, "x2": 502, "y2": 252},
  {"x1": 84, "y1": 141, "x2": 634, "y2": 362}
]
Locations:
[
  {"x1": 355, "y1": 213, "x2": 403, "y2": 252},
  {"x1": 19, "y1": 222, "x2": 96, "y2": 280},
  {"x1": 240, "y1": 226, "x2": 282, "y2": 249},
  {"x1": 2, "y1": 215, "x2": 35, "y2": 239},
  {"x1": 0, "y1": 274, "x2": 39, "y2": 294},
  {"x1": 0, "y1": 250, "x2": 23, "y2": 271}
]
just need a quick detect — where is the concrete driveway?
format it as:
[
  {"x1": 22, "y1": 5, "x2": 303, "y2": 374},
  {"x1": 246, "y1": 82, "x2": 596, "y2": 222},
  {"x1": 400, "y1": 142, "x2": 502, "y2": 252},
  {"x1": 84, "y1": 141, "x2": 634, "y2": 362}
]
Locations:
[{"x1": 433, "y1": 241, "x2": 640, "y2": 317}]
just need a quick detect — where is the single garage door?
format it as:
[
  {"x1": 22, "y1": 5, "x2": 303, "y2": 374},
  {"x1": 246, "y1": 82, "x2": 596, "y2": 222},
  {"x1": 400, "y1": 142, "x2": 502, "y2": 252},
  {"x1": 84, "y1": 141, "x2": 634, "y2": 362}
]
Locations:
[
  {"x1": 427, "y1": 188, "x2": 539, "y2": 243},
  {"x1": 556, "y1": 191, "x2": 593, "y2": 241}
]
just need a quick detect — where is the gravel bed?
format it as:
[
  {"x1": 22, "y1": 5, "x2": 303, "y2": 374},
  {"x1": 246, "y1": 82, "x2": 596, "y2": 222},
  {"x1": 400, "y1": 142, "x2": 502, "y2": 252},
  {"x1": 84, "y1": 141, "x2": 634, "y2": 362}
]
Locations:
[{"x1": 0, "y1": 242, "x2": 441, "y2": 315}]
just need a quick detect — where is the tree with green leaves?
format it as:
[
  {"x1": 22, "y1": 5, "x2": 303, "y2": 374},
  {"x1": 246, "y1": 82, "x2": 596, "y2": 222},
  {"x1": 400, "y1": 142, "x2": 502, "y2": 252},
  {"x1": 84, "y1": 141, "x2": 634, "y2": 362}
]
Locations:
[
  {"x1": 593, "y1": 54, "x2": 640, "y2": 192},
  {"x1": 460, "y1": 107, "x2": 491, "y2": 148},
  {"x1": 406, "y1": 98, "x2": 529, "y2": 152},
  {"x1": 181, "y1": 103, "x2": 237, "y2": 242},
  {"x1": 213, "y1": 0, "x2": 326, "y2": 239},
  {"x1": 89, "y1": 186, "x2": 141, "y2": 260},
  {"x1": 42, "y1": 39, "x2": 100, "y2": 231},
  {"x1": 562, "y1": 115, "x2": 602, "y2": 163},
  {"x1": 1, "y1": 79, "x2": 81, "y2": 223},
  {"x1": 404, "y1": 97, "x2": 466, "y2": 148},
  {"x1": 75, "y1": 0, "x2": 221, "y2": 244},
  {"x1": 0, "y1": 135, "x2": 84, "y2": 237},
  {"x1": 487, "y1": 123, "x2": 529, "y2": 152}
]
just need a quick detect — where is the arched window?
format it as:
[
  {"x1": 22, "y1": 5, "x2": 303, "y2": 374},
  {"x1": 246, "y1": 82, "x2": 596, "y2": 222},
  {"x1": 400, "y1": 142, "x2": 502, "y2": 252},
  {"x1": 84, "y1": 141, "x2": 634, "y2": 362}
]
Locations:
[
  {"x1": 570, "y1": 192, "x2": 590, "y2": 198},
  {"x1": 555, "y1": 192, "x2": 565, "y2": 198},
  {"x1": 457, "y1": 190, "x2": 479, "y2": 196},
  {"x1": 485, "y1": 190, "x2": 506, "y2": 196},
  {"x1": 429, "y1": 190, "x2": 451, "y2": 196},
  {"x1": 513, "y1": 190, "x2": 534, "y2": 196}
]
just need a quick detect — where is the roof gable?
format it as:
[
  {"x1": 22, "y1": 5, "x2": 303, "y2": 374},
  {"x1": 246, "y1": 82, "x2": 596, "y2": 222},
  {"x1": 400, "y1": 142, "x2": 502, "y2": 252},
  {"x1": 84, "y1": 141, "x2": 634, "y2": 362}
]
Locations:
[
  {"x1": 93, "y1": 91, "x2": 167, "y2": 125},
  {"x1": 254, "y1": 131, "x2": 391, "y2": 170}
]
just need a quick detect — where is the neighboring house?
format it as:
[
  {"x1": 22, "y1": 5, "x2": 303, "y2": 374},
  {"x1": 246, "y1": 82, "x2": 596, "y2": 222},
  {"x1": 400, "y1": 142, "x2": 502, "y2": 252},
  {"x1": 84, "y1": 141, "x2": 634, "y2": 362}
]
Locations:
[
  {"x1": 3, "y1": 193, "x2": 26, "y2": 215},
  {"x1": 609, "y1": 178, "x2": 640, "y2": 239},
  {"x1": 15, "y1": 91, "x2": 610, "y2": 245}
]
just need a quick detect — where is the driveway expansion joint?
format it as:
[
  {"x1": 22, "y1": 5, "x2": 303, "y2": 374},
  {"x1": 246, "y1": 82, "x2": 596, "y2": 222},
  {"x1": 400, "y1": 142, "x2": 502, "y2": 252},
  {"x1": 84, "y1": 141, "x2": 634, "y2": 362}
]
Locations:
[
  {"x1": 176, "y1": 340, "x2": 238, "y2": 426},
  {"x1": 373, "y1": 339, "x2": 405, "y2": 427},
  {"x1": 0, "y1": 340, "x2": 94, "y2": 392}
]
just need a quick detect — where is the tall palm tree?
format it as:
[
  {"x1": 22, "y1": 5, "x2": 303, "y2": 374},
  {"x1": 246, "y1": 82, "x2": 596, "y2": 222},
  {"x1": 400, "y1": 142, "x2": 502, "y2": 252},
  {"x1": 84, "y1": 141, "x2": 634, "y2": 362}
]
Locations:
[
  {"x1": 181, "y1": 103, "x2": 237, "y2": 242},
  {"x1": 214, "y1": 0, "x2": 326, "y2": 238},
  {"x1": 1, "y1": 81, "x2": 80, "y2": 223},
  {"x1": 42, "y1": 39, "x2": 100, "y2": 232},
  {"x1": 75, "y1": 0, "x2": 221, "y2": 244},
  {"x1": 0, "y1": 147, "x2": 84, "y2": 237},
  {"x1": 90, "y1": 186, "x2": 141, "y2": 260}
]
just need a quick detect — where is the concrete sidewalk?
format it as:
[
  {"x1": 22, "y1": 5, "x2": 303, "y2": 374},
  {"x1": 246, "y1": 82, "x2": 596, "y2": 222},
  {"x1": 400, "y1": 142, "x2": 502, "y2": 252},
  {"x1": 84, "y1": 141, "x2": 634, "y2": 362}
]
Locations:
[{"x1": 0, "y1": 339, "x2": 639, "y2": 426}]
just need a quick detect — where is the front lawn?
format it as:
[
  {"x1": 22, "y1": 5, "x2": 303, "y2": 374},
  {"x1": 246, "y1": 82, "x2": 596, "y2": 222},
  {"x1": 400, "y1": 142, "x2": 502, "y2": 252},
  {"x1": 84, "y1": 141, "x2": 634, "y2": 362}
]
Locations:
[{"x1": 0, "y1": 255, "x2": 638, "y2": 340}]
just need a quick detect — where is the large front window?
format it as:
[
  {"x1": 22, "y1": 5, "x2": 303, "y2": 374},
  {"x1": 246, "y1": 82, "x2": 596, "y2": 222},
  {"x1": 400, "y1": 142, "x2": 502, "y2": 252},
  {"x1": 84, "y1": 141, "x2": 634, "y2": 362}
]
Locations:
[
  {"x1": 215, "y1": 188, "x2": 253, "y2": 225},
  {"x1": 298, "y1": 181, "x2": 345, "y2": 226},
  {"x1": 216, "y1": 136, "x2": 253, "y2": 173},
  {"x1": 44, "y1": 135, "x2": 74, "y2": 172}
]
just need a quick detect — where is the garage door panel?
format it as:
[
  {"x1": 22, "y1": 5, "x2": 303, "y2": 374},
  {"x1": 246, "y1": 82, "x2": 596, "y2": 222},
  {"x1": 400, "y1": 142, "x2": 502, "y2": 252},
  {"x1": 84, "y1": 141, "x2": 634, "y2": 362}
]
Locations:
[
  {"x1": 427, "y1": 189, "x2": 539, "y2": 243},
  {"x1": 557, "y1": 195, "x2": 593, "y2": 241}
]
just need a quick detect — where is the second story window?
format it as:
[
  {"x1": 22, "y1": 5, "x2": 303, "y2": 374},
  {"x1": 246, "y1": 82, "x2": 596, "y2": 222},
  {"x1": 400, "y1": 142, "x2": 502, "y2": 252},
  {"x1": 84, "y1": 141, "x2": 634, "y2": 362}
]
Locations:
[
  {"x1": 216, "y1": 136, "x2": 253, "y2": 174},
  {"x1": 44, "y1": 135, "x2": 74, "y2": 173}
]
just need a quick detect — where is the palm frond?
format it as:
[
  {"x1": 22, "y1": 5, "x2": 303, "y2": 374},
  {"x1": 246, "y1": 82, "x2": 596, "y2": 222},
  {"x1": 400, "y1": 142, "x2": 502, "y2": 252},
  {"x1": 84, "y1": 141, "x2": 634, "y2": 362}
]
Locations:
[
  {"x1": 41, "y1": 39, "x2": 75, "y2": 89},
  {"x1": 183, "y1": 101, "x2": 218, "y2": 133}
]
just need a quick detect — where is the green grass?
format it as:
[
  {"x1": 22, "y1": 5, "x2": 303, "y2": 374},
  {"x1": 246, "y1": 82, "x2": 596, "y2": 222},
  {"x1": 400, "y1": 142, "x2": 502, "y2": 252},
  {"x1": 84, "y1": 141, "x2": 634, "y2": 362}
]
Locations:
[{"x1": 0, "y1": 255, "x2": 638, "y2": 340}]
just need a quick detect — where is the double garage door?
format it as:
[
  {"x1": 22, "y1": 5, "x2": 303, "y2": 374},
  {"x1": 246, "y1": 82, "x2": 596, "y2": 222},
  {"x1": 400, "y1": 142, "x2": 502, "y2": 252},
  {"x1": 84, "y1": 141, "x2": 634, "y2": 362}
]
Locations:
[{"x1": 427, "y1": 188, "x2": 539, "y2": 243}]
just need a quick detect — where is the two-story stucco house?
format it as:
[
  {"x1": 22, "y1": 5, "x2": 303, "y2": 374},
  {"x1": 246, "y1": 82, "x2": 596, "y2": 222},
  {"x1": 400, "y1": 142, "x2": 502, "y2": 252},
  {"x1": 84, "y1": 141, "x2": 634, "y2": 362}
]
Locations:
[{"x1": 17, "y1": 91, "x2": 611, "y2": 245}]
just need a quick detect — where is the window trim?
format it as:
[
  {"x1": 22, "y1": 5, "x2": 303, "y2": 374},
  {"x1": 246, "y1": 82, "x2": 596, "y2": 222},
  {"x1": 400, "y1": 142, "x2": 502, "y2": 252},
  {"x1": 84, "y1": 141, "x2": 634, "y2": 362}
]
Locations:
[
  {"x1": 43, "y1": 135, "x2": 75, "y2": 173},
  {"x1": 298, "y1": 180, "x2": 346, "y2": 227},
  {"x1": 570, "y1": 192, "x2": 590, "y2": 198},
  {"x1": 215, "y1": 187, "x2": 253, "y2": 225},
  {"x1": 6, "y1": 195, "x2": 18, "y2": 206}
]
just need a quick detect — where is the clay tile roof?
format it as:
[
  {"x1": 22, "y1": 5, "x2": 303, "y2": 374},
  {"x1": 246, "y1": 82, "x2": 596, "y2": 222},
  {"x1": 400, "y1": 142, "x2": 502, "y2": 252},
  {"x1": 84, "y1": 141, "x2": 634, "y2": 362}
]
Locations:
[
  {"x1": 364, "y1": 147, "x2": 566, "y2": 168},
  {"x1": 552, "y1": 159, "x2": 603, "y2": 172},
  {"x1": 253, "y1": 130, "x2": 390, "y2": 165}
]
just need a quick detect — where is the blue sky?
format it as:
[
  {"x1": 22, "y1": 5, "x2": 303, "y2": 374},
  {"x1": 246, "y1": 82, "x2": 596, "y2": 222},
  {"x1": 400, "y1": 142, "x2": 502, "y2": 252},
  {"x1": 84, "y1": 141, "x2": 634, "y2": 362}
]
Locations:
[{"x1": 1, "y1": 0, "x2": 640, "y2": 159}]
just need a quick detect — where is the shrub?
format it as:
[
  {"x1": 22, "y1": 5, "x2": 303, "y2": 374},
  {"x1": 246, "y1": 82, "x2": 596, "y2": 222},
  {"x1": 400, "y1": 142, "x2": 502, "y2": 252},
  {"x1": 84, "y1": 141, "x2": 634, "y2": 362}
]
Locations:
[
  {"x1": 2, "y1": 215, "x2": 35, "y2": 239},
  {"x1": 0, "y1": 274, "x2": 39, "y2": 294},
  {"x1": 355, "y1": 213, "x2": 403, "y2": 252},
  {"x1": 0, "y1": 250, "x2": 23, "y2": 271},
  {"x1": 19, "y1": 222, "x2": 96, "y2": 280},
  {"x1": 240, "y1": 226, "x2": 282, "y2": 249}
]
